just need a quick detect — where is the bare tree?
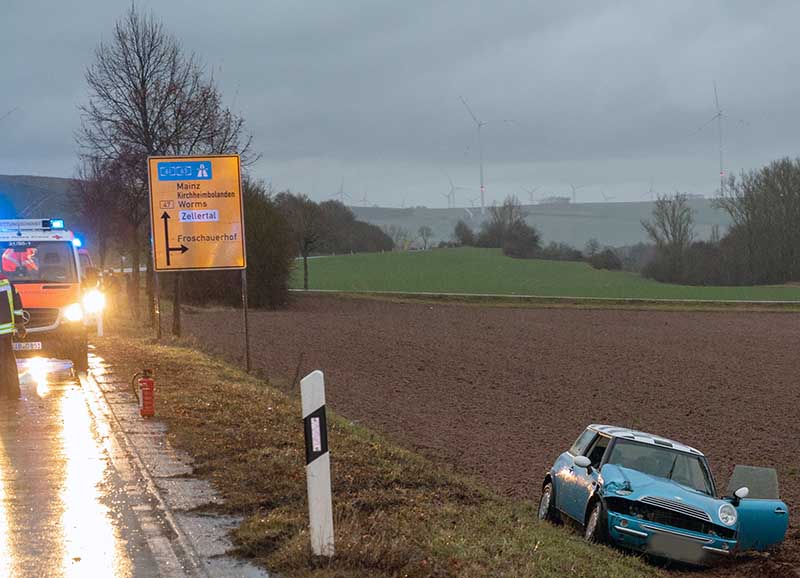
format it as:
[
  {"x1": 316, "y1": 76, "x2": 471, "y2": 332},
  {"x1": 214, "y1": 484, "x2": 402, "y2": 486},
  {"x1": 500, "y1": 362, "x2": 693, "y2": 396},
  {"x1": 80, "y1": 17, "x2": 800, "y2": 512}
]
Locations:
[
  {"x1": 584, "y1": 238, "x2": 600, "y2": 257},
  {"x1": 488, "y1": 195, "x2": 527, "y2": 232},
  {"x1": 453, "y1": 220, "x2": 474, "y2": 246},
  {"x1": 478, "y1": 195, "x2": 529, "y2": 248},
  {"x1": 70, "y1": 157, "x2": 123, "y2": 271},
  {"x1": 79, "y1": 6, "x2": 253, "y2": 328},
  {"x1": 418, "y1": 225, "x2": 433, "y2": 250},
  {"x1": 383, "y1": 225, "x2": 410, "y2": 250},
  {"x1": 80, "y1": 8, "x2": 253, "y2": 163},
  {"x1": 642, "y1": 194, "x2": 694, "y2": 249},
  {"x1": 715, "y1": 158, "x2": 800, "y2": 283},
  {"x1": 276, "y1": 192, "x2": 323, "y2": 290},
  {"x1": 641, "y1": 193, "x2": 695, "y2": 278},
  {"x1": 103, "y1": 151, "x2": 151, "y2": 311}
]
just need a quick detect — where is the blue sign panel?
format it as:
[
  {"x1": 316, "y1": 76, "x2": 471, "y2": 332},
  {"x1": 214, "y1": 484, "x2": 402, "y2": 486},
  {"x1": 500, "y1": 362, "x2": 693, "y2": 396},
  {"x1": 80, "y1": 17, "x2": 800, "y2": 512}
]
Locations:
[{"x1": 157, "y1": 161, "x2": 213, "y2": 181}]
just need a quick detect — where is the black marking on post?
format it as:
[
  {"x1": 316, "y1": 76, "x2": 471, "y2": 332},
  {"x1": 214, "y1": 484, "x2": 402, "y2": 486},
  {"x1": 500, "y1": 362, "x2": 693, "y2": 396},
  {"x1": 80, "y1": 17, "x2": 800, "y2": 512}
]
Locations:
[
  {"x1": 303, "y1": 405, "x2": 328, "y2": 465},
  {"x1": 161, "y1": 211, "x2": 189, "y2": 266}
]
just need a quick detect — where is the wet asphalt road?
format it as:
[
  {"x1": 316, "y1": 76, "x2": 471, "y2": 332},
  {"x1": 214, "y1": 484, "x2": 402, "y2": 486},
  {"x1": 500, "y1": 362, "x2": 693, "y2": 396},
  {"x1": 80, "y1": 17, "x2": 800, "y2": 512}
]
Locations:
[{"x1": 0, "y1": 359, "x2": 162, "y2": 578}]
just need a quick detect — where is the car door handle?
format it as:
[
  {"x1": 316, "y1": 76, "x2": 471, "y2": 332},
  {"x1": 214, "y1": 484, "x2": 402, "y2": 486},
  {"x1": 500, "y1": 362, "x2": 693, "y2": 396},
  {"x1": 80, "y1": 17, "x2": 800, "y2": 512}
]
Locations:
[{"x1": 774, "y1": 508, "x2": 787, "y2": 515}]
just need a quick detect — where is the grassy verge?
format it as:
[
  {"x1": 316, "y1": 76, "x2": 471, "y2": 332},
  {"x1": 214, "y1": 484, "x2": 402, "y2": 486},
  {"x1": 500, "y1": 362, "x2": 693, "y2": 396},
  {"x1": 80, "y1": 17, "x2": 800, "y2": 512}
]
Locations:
[
  {"x1": 292, "y1": 247, "x2": 800, "y2": 302},
  {"x1": 95, "y1": 327, "x2": 660, "y2": 578}
]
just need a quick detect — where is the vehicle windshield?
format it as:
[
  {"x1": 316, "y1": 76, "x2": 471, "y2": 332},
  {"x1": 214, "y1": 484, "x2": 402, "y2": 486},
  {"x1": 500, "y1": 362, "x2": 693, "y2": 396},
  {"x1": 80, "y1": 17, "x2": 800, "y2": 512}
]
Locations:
[
  {"x1": 1, "y1": 240, "x2": 78, "y2": 284},
  {"x1": 606, "y1": 439, "x2": 714, "y2": 495}
]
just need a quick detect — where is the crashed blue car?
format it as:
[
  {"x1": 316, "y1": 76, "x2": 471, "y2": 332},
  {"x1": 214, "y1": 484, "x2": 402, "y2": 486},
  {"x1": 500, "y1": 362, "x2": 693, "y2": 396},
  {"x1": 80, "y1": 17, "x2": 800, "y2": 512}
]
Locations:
[{"x1": 538, "y1": 425, "x2": 789, "y2": 566}]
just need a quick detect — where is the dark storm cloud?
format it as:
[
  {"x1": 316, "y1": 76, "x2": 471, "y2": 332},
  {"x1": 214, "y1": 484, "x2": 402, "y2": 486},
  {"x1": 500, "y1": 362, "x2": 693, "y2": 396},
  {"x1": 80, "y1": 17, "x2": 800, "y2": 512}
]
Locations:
[{"x1": 2, "y1": 1, "x2": 800, "y2": 204}]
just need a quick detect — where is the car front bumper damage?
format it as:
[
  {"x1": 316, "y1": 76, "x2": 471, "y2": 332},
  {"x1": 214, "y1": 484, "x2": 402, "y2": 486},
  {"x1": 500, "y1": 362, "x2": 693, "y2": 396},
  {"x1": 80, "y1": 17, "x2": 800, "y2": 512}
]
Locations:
[{"x1": 607, "y1": 510, "x2": 737, "y2": 566}]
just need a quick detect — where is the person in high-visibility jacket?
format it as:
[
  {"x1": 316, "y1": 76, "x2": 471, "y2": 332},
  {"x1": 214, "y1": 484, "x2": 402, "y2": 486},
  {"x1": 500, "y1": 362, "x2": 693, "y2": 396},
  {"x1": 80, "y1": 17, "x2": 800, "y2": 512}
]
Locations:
[
  {"x1": 1, "y1": 248, "x2": 21, "y2": 272},
  {"x1": 2, "y1": 248, "x2": 38, "y2": 274},
  {"x1": 0, "y1": 273, "x2": 24, "y2": 399}
]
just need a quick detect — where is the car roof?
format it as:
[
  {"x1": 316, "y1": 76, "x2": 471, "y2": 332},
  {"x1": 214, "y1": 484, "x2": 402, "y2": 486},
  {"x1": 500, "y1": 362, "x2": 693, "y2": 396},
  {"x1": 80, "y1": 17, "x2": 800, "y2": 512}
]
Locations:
[{"x1": 588, "y1": 424, "x2": 704, "y2": 456}]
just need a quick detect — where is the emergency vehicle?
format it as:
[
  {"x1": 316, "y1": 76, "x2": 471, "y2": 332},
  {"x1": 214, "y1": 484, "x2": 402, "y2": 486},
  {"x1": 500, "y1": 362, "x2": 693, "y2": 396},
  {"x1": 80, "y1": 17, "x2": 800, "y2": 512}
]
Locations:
[{"x1": 0, "y1": 219, "x2": 103, "y2": 371}]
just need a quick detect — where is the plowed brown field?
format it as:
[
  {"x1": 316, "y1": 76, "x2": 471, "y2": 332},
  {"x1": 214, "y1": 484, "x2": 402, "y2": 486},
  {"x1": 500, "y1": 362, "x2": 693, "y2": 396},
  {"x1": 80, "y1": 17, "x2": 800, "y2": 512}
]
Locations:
[{"x1": 185, "y1": 295, "x2": 799, "y2": 577}]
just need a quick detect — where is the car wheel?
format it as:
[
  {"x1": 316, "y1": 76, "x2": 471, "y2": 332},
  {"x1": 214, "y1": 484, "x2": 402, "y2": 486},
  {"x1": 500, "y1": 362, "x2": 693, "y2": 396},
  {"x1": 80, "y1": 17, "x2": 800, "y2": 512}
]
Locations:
[
  {"x1": 584, "y1": 500, "x2": 607, "y2": 543},
  {"x1": 538, "y1": 481, "x2": 560, "y2": 523}
]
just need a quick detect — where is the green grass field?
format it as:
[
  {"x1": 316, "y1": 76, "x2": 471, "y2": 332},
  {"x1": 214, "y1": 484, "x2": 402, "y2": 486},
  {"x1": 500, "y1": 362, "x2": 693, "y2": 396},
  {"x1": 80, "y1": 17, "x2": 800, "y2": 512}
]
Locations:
[{"x1": 292, "y1": 247, "x2": 800, "y2": 301}]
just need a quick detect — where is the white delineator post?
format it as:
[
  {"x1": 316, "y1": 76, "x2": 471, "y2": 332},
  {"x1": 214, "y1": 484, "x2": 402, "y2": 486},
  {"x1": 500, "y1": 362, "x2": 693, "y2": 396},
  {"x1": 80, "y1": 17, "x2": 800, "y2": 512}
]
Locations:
[{"x1": 300, "y1": 370, "x2": 334, "y2": 557}]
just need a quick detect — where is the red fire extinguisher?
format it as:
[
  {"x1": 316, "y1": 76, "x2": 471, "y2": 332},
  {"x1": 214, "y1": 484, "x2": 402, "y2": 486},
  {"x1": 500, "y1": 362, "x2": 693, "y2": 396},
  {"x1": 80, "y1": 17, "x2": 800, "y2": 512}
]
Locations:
[{"x1": 132, "y1": 369, "x2": 155, "y2": 417}]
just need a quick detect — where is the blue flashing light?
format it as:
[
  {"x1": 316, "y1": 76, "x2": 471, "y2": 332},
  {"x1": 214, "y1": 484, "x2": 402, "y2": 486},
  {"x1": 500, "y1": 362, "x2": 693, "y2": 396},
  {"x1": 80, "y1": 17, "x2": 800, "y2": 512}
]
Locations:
[
  {"x1": 51, "y1": 219, "x2": 65, "y2": 229},
  {"x1": 72, "y1": 238, "x2": 83, "y2": 248}
]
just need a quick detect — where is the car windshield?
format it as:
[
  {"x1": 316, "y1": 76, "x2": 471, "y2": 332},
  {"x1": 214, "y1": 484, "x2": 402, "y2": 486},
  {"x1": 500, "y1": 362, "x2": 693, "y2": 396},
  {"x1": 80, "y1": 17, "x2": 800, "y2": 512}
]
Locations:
[
  {"x1": 606, "y1": 439, "x2": 714, "y2": 495},
  {"x1": 1, "y1": 240, "x2": 77, "y2": 284}
]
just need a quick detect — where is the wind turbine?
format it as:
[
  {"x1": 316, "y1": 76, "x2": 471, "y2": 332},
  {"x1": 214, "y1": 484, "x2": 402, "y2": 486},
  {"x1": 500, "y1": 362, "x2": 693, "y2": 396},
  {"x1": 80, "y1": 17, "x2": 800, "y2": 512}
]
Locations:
[
  {"x1": 330, "y1": 178, "x2": 350, "y2": 204},
  {"x1": 360, "y1": 192, "x2": 369, "y2": 206},
  {"x1": 524, "y1": 187, "x2": 540, "y2": 204},
  {"x1": 601, "y1": 192, "x2": 615, "y2": 202},
  {"x1": 713, "y1": 83, "x2": 724, "y2": 195},
  {"x1": 445, "y1": 176, "x2": 468, "y2": 209},
  {"x1": 459, "y1": 96, "x2": 487, "y2": 214},
  {"x1": 458, "y1": 96, "x2": 518, "y2": 214},
  {"x1": 441, "y1": 192, "x2": 452, "y2": 208},
  {"x1": 691, "y1": 82, "x2": 745, "y2": 195}
]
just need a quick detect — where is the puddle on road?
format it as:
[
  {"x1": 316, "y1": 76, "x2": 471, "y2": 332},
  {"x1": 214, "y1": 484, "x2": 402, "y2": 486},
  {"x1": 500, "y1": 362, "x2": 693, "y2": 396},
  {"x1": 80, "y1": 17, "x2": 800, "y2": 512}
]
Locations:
[
  {"x1": 60, "y1": 384, "x2": 122, "y2": 577},
  {"x1": 0, "y1": 453, "x2": 10, "y2": 578},
  {"x1": 0, "y1": 358, "x2": 133, "y2": 578},
  {"x1": 17, "y1": 357, "x2": 71, "y2": 398}
]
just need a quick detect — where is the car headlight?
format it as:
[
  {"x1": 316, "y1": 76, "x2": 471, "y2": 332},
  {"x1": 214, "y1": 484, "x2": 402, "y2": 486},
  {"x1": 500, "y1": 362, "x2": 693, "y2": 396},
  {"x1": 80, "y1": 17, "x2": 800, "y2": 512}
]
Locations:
[
  {"x1": 82, "y1": 289, "x2": 106, "y2": 314},
  {"x1": 63, "y1": 303, "x2": 84, "y2": 323},
  {"x1": 719, "y1": 503, "x2": 738, "y2": 527}
]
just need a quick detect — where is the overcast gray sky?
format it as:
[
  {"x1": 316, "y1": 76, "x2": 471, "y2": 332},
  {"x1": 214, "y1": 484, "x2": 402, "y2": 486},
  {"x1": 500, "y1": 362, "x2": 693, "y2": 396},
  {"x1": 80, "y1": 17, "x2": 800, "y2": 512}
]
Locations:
[{"x1": 2, "y1": 1, "x2": 799, "y2": 206}]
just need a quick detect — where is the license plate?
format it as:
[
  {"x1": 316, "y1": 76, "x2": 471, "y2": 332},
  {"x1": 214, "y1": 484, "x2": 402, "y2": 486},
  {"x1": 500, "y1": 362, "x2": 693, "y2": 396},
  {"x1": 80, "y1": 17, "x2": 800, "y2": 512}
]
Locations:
[{"x1": 13, "y1": 342, "x2": 42, "y2": 351}]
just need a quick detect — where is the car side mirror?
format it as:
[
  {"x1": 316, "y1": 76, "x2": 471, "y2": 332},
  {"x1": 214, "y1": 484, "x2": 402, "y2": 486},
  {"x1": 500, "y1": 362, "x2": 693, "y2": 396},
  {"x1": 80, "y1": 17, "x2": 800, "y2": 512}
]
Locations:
[
  {"x1": 732, "y1": 486, "x2": 749, "y2": 506},
  {"x1": 574, "y1": 455, "x2": 592, "y2": 469}
]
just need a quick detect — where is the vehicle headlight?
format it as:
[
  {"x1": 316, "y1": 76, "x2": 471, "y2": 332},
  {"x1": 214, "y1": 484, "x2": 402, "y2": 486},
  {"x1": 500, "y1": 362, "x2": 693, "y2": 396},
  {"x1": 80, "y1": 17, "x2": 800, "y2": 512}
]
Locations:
[
  {"x1": 82, "y1": 289, "x2": 106, "y2": 314},
  {"x1": 63, "y1": 303, "x2": 84, "y2": 323},
  {"x1": 719, "y1": 503, "x2": 738, "y2": 527}
]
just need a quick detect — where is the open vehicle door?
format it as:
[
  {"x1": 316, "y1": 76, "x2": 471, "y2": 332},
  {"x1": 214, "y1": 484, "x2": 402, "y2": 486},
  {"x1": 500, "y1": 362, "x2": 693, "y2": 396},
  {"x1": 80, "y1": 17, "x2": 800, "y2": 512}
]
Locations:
[{"x1": 727, "y1": 465, "x2": 789, "y2": 551}]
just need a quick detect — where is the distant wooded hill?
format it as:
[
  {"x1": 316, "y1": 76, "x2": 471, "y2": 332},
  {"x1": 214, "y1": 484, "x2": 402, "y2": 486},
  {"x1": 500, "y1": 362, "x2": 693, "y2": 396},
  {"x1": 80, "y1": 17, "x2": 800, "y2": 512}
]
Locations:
[
  {"x1": 0, "y1": 174, "x2": 80, "y2": 224},
  {"x1": 351, "y1": 199, "x2": 731, "y2": 249},
  {"x1": 0, "y1": 173, "x2": 732, "y2": 250}
]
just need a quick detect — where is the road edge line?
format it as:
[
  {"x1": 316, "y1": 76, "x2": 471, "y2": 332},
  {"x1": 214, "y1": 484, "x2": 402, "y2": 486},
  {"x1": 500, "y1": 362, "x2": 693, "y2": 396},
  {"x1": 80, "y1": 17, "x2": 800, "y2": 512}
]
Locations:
[{"x1": 79, "y1": 369, "x2": 213, "y2": 578}]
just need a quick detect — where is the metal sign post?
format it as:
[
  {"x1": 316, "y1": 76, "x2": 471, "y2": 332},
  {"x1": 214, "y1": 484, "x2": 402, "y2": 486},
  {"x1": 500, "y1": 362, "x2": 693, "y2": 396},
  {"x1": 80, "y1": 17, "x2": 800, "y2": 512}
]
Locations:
[
  {"x1": 146, "y1": 155, "x2": 248, "y2": 366},
  {"x1": 154, "y1": 272, "x2": 161, "y2": 340},
  {"x1": 241, "y1": 269, "x2": 250, "y2": 373},
  {"x1": 300, "y1": 370, "x2": 334, "y2": 557}
]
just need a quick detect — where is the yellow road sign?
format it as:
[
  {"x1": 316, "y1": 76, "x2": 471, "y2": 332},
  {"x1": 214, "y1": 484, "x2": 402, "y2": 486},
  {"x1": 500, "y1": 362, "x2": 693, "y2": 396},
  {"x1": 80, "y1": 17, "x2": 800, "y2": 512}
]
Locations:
[{"x1": 147, "y1": 155, "x2": 246, "y2": 271}]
